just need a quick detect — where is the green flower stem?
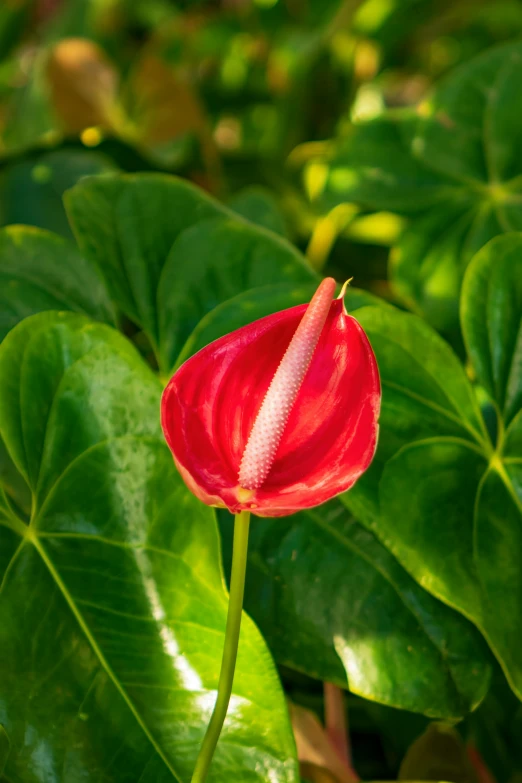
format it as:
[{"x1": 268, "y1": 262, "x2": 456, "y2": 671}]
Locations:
[{"x1": 191, "y1": 509, "x2": 251, "y2": 783}]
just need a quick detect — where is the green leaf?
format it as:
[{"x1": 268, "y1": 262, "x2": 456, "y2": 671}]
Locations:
[
  {"x1": 65, "y1": 173, "x2": 315, "y2": 373},
  {"x1": 0, "y1": 437, "x2": 31, "y2": 517},
  {"x1": 64, "y1": 174, "x2": 224, "y2": 344},
  {"x1": 0, "y1": 0, "x2": 30, "y2": 60},
  {"x1": 0, "y1": 312, "x2": 298, "y2": 783},
  {"x1": 0, "y1": 724, "x2": 9, "y2": 775},
  {"x1": 321, "y1": 113, "x2": 454, "y2": 214},
  {"x1": 220, "y1": 498, "x2": 491, "y2": 720},
  {"x1": 319, "y1": 42, "x2": 522, "y2": 332},
  {"x1": 352, "y1": 0, "x2": 441, "y2": 50},
  {"x1": 0, "y1": 149, "x2": 117, "y2": 241},
  {"x1": 413, "y1": 44, "x2": 522, "y2": 186},
  {"x1": 468, "y1": 664, "x2": 522, "y2": 783},
  {"x1": 0, "y1": 48, "x2": 57, "y2": 158},
  {"x1": 391, "y1": 200, "x2": 496, "y2": 331},
  {"x1": 157, "y1": 216, "x2": 315, "y2": 373},
  {"x1": 461, "y1": 233, "x2": 522, "y2": 425},
  {"x1": 0, "y1": 501, "x2": 19, "y2": 581},
  {"x1": 344, "y1": 306, "x2": 489, "y2": 525},
  {"x1": 0, "y1": 225, "x2": 116, "y2": 343},
  {"x1": 227, "y1": 187, "x2": 289, "y2": 237},
  {"x1": 343, "y1": 298, "x2": 522, "y2": 701}
]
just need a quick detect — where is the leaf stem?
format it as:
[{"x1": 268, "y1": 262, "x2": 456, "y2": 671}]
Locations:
[{"x1": 191, "y1": 510, "x2": 251, "y2": 783}]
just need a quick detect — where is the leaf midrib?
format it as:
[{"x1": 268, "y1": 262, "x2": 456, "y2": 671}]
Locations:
[
  {"x1": 382, "y1": 379, "x2": 488, "y2": 448},
  {"x1": 470, "y1": 460, "x2": 522, "y2": 700},
  {"x1": 501, "y1": 310, "x2": 522, "y2": 422},
  {"x1": 374, "y1": 435, "x2": 522, "y2": 700},
  {"x1": 37, "y1": 529, "x2": 220, "y2": 596},
  {"x1": 1, "y1": 521, "x2": 289, "y2": 770},
  {"x1": 481, "y1": 47, "x2": 515, "y2": 186},
  {"x1": 29, "y1": 532, "x2": 182, "y2": 783},
  {"x1": 306, "y1": 508, "x2": 465, "y2": 710},
  {"x1": 364, "y1": 318, "x2": 490, "y2": 448}
]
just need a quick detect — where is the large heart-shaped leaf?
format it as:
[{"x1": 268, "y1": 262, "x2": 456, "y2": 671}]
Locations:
[
  {"x1": 0, "y1": 224, "x2": 116, "y2": 342},
  {"x1": 315, "y1": 42, "x2": 522, "y2": 332},
  {"x1": 64, "y1": 174, "x2": 225, "y2": 340},
  {"x1": 342, "y1": 306, "x2": 489, "y2": 526},
  {"x1": 0, "y1": 312, "x2": 298, "y2": 783},
  {"x1": 220, "y1": 499, "x2": 491, "y2": 720},
  {"x1": 342, "y1": 236, "x2": 522, "y2": 700},
  {"x1": 65, "y1": 173, "x2": 316, "y2": 374}
]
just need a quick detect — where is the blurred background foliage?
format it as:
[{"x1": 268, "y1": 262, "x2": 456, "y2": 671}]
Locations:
[
  {"x1": 1, "y1": 1, "x2": 522, "y2": 781},
  {"x1": 4, "y1": 0, "x2": 522, "y2": 302}
]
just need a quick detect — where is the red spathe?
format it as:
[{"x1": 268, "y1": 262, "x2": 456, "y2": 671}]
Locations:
[{"x1": 161, "y1": 296, "x2": 381, "y2": 517}]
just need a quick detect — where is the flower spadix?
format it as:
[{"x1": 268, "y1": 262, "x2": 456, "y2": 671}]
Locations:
[{"x1": 161, "y1": 277, "x2": 381, "y2": 517}]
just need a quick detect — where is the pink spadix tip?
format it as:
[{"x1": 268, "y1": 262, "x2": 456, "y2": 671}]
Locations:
[{"x1": 238, "y1": 277, "x2": 337, "y2": 490}]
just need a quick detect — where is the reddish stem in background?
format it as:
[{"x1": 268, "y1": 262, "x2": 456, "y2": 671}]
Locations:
[
  {"x1": 467, "y1": 744, "x2": 497, "y2": 783},
  {"x1": 324, "y1": 683, "x2": 359, "y2": 780}
]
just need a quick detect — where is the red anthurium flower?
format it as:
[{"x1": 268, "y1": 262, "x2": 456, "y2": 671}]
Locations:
[{"x1": 161, "y1": 278, "x2": 381, "y2": 517}]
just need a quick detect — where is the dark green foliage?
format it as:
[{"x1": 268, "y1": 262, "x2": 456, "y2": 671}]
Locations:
[{"x1": 0, "y1": 3, "x2": 521, "y2": 782}]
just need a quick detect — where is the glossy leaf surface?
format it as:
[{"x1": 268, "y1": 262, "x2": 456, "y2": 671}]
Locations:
[
  {"x1": 318, "y1": 43, "x2": 522, "y2": 331},
  {"x1": 0, "y1": 225, "x2": 116, "y2": 342},
  {"x1": 468, "y1": 665, "x2": 522, "y2": 783},
  {"x1": 65, "y1": 173, "x2": 315, "y2": 373},
  {"x1": 461, "y1": 233, "x2": 522, "y2": 426},
  {"x1": 220, "y1": 499, "x2": 491, "y2": 719},
  {"x1": 342, "y1": 238, "x2": 522, "y2": 699},
  {"x1": 0, "y1": 313, "x2": 298, "y2": 783}
]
